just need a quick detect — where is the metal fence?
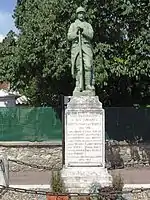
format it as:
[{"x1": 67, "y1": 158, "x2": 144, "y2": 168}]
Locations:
[
  {"x1": 0, "y1": 106, "x2": 150, "y2": 141},
  {"x1": 105, "y1": 107, "x2": 150, "y2": 141},
  {"x1": 0, "y1": 107, "x2": 62, "y2": 141},
  {"x1": 0, "y1": 184, "x2": 149, "y2": 199}
]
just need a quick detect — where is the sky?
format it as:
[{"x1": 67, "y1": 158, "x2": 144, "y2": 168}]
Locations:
[{"x1": 0, "y1": 0, "x2": 18, "y2": 42}]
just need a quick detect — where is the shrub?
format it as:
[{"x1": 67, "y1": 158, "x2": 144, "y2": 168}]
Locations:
[{"x1": 51, "y1": 170, "x2": 66, "y2": 193}]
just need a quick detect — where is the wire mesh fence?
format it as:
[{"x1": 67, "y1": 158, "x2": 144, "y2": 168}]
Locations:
[
  {"x1": 1, "y1": 106, "x2": 150, "y2": 142},
  {"x1": 0, "y1": 107, "x2": 62, "y2": 141}
]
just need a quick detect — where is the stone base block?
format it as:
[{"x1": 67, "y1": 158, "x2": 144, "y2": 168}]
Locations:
[
  {"x1": 61, "y1": 166, "x2": 112, "y2": 193},
  {"x1": 73, "y1": 89, "x2": 95, "y2": 97}
]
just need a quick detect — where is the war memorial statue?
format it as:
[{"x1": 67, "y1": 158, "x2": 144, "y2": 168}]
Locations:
[
  {"x1": 67, "y1": 6, "x2": 95, "y2": 95},
  {"x1": 61, "y1": 7, "x2": 112, "y2": 193}
]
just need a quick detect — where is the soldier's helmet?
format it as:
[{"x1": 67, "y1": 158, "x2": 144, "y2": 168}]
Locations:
[{"x1": 76, "y1": 6, "x2": 86, "y2": 14}]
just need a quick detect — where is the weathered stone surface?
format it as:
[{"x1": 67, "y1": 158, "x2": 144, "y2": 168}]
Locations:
[
  {"x1": 62, "y1": 167, "x2": 112, "y2": 193},
  {"x1": 106, "y1": 140, "x2": 150, "y2": 169},
  {"x1": 65, "y1": 96, "x2": 104, "y2": 168},
  {"x1": 0, "y1": 141, "x2": 150, "y2": 173},
  {"x1": 66, "y1": 96, "x2": 102, "y2": 110},
  {"x1": 62, "y1": 96, "x2": 112, "y2": 192},
  {"x1": 0, "y1": 145, "x2": 62, "y2": 172},
  {"x1": 65, "y1": 110, "x2": 104, "y2": 167},
  {"x1": 0, "y1": 140, "x2": 150, "y2": 173}
]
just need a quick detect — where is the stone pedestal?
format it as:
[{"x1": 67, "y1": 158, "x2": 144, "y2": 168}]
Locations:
[{"x1": 61, "y1": 96, "x2": 112, "y2": 193}]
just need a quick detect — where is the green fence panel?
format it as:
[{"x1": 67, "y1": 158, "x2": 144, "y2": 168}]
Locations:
[{"x1": 0, "y1": 107, "x2": 62, "y2": 141}]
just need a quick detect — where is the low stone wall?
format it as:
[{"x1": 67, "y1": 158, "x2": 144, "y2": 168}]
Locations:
[
  {"x1": 0, "y1": 142, "x2": 62, "y2": 172},
  {"x1": 0, "y1": 141, "x2": 150, "y2": 172},
  {"x1": 106, "y1": 140, "x2": 150, "y2": 169}
]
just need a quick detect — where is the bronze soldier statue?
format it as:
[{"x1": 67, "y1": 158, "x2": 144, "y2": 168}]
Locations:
[{"x1": 68, "y1": 6, "x2": 95, "y2": 95}]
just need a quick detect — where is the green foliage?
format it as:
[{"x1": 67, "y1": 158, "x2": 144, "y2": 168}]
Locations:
[
  {"x1": 13, "y1": 0, "x2": 76, "y2": 105},
  {"x1": 0, "y1": 0, "x2": 149, "y2": 106},
  {"x1": 0, "y1": 31, "x2": 17, "y2": 83},
  {"x1": 112, "y1": 174, "x2": 124, "y2": 192},
  {"x1": 51, "y1": 170, "x2": 66, "y2": 192},
  {"x1": 90, "y1": 179, "x2": 124, "y2": 200}
]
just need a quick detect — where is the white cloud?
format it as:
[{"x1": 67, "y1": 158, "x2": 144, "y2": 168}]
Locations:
[
  {"x1": 0, "y1": 11, "x2": 18, "y2": 37},
  {"x1": 0, "y1": 34, "x2": 4, "y2": 42}
]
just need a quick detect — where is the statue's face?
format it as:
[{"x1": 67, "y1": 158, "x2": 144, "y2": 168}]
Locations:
[{"x1": 77, "y1": 12, "x2": 85, "y2": 21}]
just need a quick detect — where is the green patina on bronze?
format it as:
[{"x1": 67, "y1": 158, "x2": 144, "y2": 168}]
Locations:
[{"x1": 68, "y1": 6, "x2": 95, "y2": 96}]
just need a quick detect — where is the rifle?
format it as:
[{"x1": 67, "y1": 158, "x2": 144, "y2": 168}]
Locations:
[{"x1": 78, "y1": 28, "x2": 84, "y2": 91}]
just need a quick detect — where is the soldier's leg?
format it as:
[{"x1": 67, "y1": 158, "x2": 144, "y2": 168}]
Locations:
[
  {"x1": 83, "y1": 53, "x2": 93, "y2": 90},
  {"x1": 74, "y1": 55, "x2": 80, "y2": 91}
]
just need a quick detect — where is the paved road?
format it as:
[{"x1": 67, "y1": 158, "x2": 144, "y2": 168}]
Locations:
[
  {"x1": 110, "y1": 168, "x2": 150, "y2": 184},
  {"x1": 9, "y1": 168, "x2": 150, "y2": 185},
  {"x1": 9, "y1": 171, "x2": 51, "y2": 185}
]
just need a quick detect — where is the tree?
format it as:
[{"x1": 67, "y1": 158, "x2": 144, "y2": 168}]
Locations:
[
  {"x1": 1, "y1": 0, "x2": 150, "y2": 106},
  {"x1": 0, "y1": 31, "x2": 17, "y2": 83},
  {"x1": 13, "y1": 0, "x2": 75, "y2": 106}
]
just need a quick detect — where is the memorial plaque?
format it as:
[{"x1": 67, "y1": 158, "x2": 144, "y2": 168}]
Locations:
[{"x1": 65, "y1": 110, "x2": 104, "y2": 167}]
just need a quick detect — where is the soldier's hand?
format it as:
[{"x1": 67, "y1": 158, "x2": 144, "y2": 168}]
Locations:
[{"x1": 77, "y1": 27, "x2": 83, "y2": 35}]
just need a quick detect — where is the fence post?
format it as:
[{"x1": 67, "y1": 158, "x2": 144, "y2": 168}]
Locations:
[{"x1": 0, "y1": 155, "x2": 9, "y2": 187}]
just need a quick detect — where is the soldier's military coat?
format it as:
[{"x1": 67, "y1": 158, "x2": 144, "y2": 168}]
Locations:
[{"x1": 67, "y1": 19, "x2": 94, "y2": 78}]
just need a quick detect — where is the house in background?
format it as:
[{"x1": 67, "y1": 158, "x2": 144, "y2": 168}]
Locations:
[{"x1": 0, "y1": 82, "x2": 28, "y2": 107}]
